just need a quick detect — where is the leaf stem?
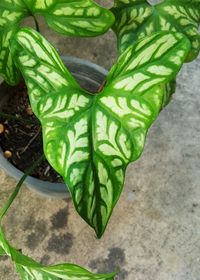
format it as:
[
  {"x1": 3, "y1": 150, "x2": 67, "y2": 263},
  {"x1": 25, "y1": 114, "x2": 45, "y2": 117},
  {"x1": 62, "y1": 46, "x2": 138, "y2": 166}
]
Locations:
[
  {"x1": 33, "y1": 15, "x2": 40, "y2": 33},
  {"x1": 98, "y1": 80, "x2": 107, "y2": 93},
  {"x1": 0, "y1": 154, "x2": 45, "y2": 221}
]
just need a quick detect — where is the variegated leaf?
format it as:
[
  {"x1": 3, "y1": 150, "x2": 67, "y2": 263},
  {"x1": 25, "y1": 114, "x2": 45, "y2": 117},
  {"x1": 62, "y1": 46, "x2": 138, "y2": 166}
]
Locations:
[
  {"x1": 111, "y1": 0, "x2": 200, "y2": 61},
  {"x1": 11, "y1": 28, "x2": 190, "y2": 237},
  {"x1": 0, "y1": 227, "x2": 116, "y2": 279},
  {"x1": 31, "y1": 0, "x2": 115, "y2": 37},
  {"x1": 0, "y1": 0, "x2": 28, "y2": 84},
  {"x1": 0, "y1": 0, "x2": 114, "y2": 85}
]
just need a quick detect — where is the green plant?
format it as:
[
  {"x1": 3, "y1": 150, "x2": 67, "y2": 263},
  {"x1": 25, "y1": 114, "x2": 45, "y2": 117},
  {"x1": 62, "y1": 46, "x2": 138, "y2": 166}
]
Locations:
[
  {"x1": 0, "y1": 0, "x2": 199, "y2": 279},
  {"x1": 11, "y1": 28, "x2": 190, "y2": 238}
]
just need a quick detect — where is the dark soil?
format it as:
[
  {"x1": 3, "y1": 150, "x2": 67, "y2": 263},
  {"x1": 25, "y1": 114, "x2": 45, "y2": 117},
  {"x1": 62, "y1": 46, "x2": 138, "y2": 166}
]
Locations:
[{"x1": 0, "y1": 80, "x2": 63, "y2": 183}]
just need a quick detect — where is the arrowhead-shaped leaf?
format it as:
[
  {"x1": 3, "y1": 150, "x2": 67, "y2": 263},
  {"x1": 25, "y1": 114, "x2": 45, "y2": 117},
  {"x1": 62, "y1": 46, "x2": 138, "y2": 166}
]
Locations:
[
  {"x1": 11, "y1": 27, "x2": 190, "y2": 237},
  {"x1": 111, "y1": 0, "x2": 200, "y2": 61},
  {"x1": 0, "y1": 0, "x2": 114, "y2": 85},
  {"x1": 0, "y1": 227, "x2": 116, "y2": 279}
]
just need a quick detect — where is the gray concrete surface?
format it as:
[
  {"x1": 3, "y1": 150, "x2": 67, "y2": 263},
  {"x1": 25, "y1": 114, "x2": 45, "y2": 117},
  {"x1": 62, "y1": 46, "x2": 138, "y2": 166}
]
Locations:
[{"x1": 0, "y1": 1, "x2": 200, "y2": 279}]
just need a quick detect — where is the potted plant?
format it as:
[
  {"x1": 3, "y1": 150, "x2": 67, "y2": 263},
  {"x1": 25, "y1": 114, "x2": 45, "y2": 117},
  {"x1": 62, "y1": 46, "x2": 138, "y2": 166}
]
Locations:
[
  {"x1": 0, "y1": 0, "x2": 199, "y2": 279},
  {"x1": 0, "y1": 0, "x2": 113, "y2": 198}
]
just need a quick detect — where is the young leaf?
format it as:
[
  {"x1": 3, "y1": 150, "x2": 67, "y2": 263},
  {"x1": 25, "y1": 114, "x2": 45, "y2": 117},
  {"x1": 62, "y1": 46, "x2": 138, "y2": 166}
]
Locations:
[
  {"x1": 0, "y1": 227, "x2": 116, "y2": 279},
  {"x1": 111, "y1": 0, "x2": 200, "y2": 61},
  {"x1": 11, "y1": 28, "x2": 190, "y2": 237},
  {"x1": 0, "y1": 0, "x2": 114, "y2": 85}
]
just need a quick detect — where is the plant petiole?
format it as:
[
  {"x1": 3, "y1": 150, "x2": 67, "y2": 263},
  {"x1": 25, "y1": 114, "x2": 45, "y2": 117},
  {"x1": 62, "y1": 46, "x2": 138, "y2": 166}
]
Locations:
[{"x1": 0, "y1": 154, "x2": 45, "y2": 222}]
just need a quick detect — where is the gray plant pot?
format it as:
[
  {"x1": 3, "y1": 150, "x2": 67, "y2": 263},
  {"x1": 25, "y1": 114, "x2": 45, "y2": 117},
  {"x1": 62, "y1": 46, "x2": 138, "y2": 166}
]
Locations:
[{"x1": 0, "y1": 56, "x2": 107, "y2": 198}]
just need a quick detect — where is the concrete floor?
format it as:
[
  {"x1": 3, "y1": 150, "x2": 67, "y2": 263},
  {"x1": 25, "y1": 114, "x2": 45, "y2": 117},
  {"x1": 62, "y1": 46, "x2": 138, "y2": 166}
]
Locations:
[{"x1": 0, "y1": 1, "x2": 200, "y2": 279}]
